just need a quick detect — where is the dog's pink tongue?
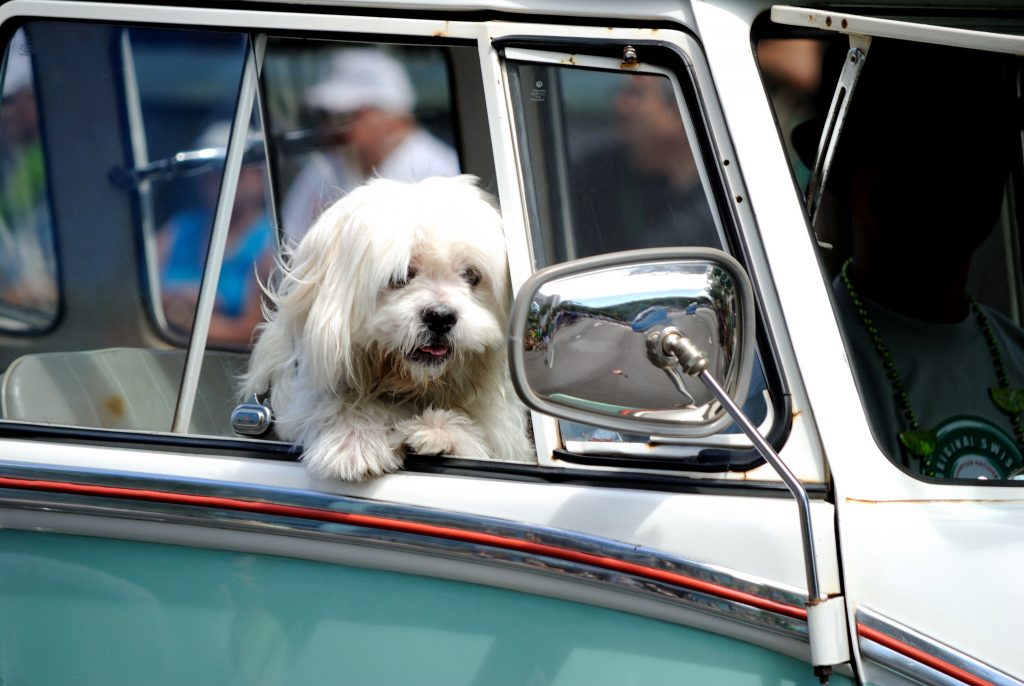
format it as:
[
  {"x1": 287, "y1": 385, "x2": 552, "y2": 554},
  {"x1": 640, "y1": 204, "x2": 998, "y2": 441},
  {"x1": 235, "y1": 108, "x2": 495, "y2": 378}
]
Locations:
[{"x1": 421, "y1": 345, "x2": 449, "y2": 357}]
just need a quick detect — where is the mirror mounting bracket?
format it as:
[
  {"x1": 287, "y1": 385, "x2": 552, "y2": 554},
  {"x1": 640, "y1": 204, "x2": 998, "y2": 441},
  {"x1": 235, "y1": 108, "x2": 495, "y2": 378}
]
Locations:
[{"x1": 645, "y1": 326, "x2": 704, "y2": 405}]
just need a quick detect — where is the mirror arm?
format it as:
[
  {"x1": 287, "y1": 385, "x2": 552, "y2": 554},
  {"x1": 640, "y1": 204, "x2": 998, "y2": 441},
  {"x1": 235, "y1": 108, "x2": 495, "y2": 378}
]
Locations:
[
  {"x1": 655, "y1": 329, "x2": 850, "y2": 682},
  {"x1": 700, "y1": 367, "x2": 824, "y2": 602},
  {"x1": 655, "y1": 329, "x2": 825, "y2": 604}
]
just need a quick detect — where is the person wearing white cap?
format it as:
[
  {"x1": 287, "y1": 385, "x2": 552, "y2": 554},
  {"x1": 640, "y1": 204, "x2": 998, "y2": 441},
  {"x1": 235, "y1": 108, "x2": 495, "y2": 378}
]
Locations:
[{"x1": 280, "y1": 48, "x2": 460, "y2": 239}]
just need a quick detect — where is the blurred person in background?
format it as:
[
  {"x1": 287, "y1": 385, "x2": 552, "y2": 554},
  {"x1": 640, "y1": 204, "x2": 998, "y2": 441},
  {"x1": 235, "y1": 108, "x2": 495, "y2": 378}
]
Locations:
[
  {"x1": 280, "y1": 48, "x2": 460, "y2": 240},
  {"x1": 158, "y1": 121, "x2": 275, "y2": 348},
  {"x1": 0, "y1": 28, "x2": 57, "y2": 314},
  {"x1": 570, "y1": 73, "x2": 718, "y2": 256},
  {"x1": 757, "y1": 38, "x2": 824, "y2": 189}
]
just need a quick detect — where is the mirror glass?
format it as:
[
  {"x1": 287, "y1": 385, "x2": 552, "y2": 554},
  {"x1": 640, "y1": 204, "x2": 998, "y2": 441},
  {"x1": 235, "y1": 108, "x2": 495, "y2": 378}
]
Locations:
[{"x1": 511, "y1": 251, "x2": 753, "y2": 437}]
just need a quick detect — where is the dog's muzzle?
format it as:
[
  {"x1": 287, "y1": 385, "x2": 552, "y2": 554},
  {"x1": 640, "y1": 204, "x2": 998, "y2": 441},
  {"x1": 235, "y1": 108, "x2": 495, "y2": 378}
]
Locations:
[{"x1": 409, "y1": 305, "x2": 457, "y2": 366}]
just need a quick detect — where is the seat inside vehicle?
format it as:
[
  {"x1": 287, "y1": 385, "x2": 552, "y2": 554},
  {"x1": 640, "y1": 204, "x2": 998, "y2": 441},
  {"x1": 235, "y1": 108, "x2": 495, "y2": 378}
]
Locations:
[{"x1": 0, "y1": 348, "x2": 246, "y2": 436}]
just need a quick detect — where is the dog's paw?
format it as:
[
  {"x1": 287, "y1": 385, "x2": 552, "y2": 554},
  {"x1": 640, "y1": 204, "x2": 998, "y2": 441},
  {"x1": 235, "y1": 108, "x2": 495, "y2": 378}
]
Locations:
[
  {"x1": 302, "y1": 424, "x2": 404, "y2": 482},
  {"x1": 394, "y1": 408, "x2": 490, "y2": 458}
]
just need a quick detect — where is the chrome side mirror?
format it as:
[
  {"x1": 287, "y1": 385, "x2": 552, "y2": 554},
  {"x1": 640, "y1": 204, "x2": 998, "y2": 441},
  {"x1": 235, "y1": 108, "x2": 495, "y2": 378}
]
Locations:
[
  {"x1": 509, "y1": 248, "x2": 840, "y2": 672},
  {"x1": 508, "y1": 248, "x2": 755, "y2": 438}
]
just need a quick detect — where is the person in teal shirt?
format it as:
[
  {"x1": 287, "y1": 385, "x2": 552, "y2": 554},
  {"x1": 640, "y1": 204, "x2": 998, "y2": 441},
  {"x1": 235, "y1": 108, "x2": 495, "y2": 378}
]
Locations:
[{"x1": 159, "y1": 122, "x2": 275, "y2": 348}]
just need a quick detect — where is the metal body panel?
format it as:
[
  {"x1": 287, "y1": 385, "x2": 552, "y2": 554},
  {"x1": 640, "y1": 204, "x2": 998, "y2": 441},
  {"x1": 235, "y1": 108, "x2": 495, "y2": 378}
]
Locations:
[
  {"x1": 0, "y1": 463, "x2": 853, "y2": 684},
  {"x1": 0, "y1": 527, "x2": 841, "y2": 685},
  {"x1": 0, "y1": 444, "x2": 841, "y2": 596},
  {"x1": 691, "y1": 1, "x2": 1024, "y2": 680}
]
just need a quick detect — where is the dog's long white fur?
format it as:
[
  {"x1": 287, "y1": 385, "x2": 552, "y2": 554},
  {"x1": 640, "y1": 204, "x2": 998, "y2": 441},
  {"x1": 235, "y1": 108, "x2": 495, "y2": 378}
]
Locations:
[{"x1": 243, "y1": 176, "x2": 532, "y2": 480}]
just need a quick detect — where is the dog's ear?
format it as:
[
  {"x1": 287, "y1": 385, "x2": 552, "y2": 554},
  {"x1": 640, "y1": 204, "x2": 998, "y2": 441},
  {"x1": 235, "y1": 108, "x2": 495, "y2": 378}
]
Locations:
[
  {"x1": 284, "y1": 198, "x2": 364, "y2": 392},
  {"x1": 285, "y1": 182, "x2": 416, "y2": 392}
]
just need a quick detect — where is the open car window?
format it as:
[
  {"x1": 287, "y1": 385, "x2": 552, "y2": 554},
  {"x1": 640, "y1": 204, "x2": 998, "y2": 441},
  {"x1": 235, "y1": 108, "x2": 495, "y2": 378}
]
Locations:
[
  {"x1": 0, "y1": 20, "x2": 475, "y2": 443},
  {"x1": 759, "y1": 10, "x2": 1024, "y2": 481},
  {"x1": 0, "y1": 21, "x2": 259, "y2": 436}
]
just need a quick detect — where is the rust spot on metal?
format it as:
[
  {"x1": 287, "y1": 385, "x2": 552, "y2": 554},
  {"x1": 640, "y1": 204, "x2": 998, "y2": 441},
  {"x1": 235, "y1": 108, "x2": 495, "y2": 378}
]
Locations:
[
  {"x1": 432, "y1": 21, "x2": 450, "y2": 37},
  {"x1": 792, "y1": 409, "x2": 803, "y2": 419},
  {"x1": 103, "y1": 395, "x2": 126, "y2": 422},
  {"x1": 562, "y1": 54, "x2": 577, "y2": 66}
]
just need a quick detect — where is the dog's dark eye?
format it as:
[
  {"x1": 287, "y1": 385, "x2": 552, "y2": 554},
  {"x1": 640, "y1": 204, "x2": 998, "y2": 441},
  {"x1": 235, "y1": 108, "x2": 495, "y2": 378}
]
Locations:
[
  {"x1": 462, "y1": 267, "x2": 482, "y2": 288},
  {"x1": 389, "y1": 265, "x2": 417, "y2": 290}
]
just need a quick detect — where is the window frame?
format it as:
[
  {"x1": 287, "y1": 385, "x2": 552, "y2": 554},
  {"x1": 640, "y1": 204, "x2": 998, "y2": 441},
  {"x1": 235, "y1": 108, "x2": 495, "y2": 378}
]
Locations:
[
  {"x1": 0, "y1": 6, "x2": 493, "y2": 447},
  {"x1": 496, "y1": 34, "x2": 800, "y2": 476}
]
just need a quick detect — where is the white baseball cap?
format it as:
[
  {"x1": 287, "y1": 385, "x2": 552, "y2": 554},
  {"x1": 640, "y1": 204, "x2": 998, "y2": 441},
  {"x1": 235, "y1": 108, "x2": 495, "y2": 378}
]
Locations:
[{"x1": 304, "y1": 48, "x2": 415, "y2": 116}]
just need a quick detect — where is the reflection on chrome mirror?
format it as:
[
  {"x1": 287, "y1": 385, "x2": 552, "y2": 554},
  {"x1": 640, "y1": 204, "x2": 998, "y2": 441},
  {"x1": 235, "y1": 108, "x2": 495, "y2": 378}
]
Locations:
[{"x1": 508, "y1": 248, "x2": 754, "y2": 438}]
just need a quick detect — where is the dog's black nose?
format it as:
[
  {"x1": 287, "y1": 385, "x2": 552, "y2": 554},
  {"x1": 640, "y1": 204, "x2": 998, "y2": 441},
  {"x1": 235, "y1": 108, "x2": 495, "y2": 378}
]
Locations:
[{"x1": 422, "y1": 305, "x2": 458, "y2": 335}]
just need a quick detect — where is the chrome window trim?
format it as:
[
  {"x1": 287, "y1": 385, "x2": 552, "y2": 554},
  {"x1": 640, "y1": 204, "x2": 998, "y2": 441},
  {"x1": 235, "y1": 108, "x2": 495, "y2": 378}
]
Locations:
[
  {"x1": 0, "y1": 459, "x2": 817, "y2": 659},
  {"x1": 495, "y1": 31, "x2": 820, "y2": 481},
  {"x1": 858, "y1": 606, "x2": 1022, "y2": 686},
  {"x1": 119, "y1": 28, "x2": 168, "y2": 334},
  {"x1": 859, "y1": 641, "x2": 968, "y2": 686}
]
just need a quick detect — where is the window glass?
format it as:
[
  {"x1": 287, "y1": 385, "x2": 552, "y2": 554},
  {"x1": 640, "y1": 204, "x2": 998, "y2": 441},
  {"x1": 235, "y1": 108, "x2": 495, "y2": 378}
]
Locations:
[
  {"x1": 0, "y1": 27, "x2": 57, "y2": 332},
  {"x1": 508, "y1": 57, "x2": 771, "y2": 457},
  {"x1": 759, "y1": 35, "x2": 1024, "y2": 480},
  {"x1": 508, "y1": 63, "x2": 721, "y2": 267},
  {"x1": 0, "y1": 21, "x2": 477, "y2": 448},
  {"x1": 0, "y1": 21, "x2": 255, "y2": 436},
  {"x1": 129, "y1": 28, "x2": 275, "y2": 351}
]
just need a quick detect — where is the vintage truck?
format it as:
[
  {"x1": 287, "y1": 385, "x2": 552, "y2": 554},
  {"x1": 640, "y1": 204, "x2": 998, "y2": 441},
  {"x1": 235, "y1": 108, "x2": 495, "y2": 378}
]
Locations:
[{"x1": 0, "y1": 0, "x2": 1021, "y2": 683}]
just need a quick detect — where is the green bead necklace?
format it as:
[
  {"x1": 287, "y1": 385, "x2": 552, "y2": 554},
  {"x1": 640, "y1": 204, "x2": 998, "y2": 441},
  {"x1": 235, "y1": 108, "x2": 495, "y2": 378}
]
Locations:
[{"x1": 840, "y1": 258, "x2": 1024, "y2": 476}]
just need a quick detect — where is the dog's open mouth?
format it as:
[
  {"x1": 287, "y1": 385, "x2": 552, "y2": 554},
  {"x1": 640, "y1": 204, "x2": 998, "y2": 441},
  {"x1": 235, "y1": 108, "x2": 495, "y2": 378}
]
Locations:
[{"x1": 408, "y1": 344, "x2": 451, "y2": 366}]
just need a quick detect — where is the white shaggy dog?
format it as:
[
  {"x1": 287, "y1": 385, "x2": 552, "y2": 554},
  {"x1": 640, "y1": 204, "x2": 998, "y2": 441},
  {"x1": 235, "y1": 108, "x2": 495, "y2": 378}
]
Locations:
[{"x1": 243, "y1": 176, "x2": 532, "y2": 481}]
